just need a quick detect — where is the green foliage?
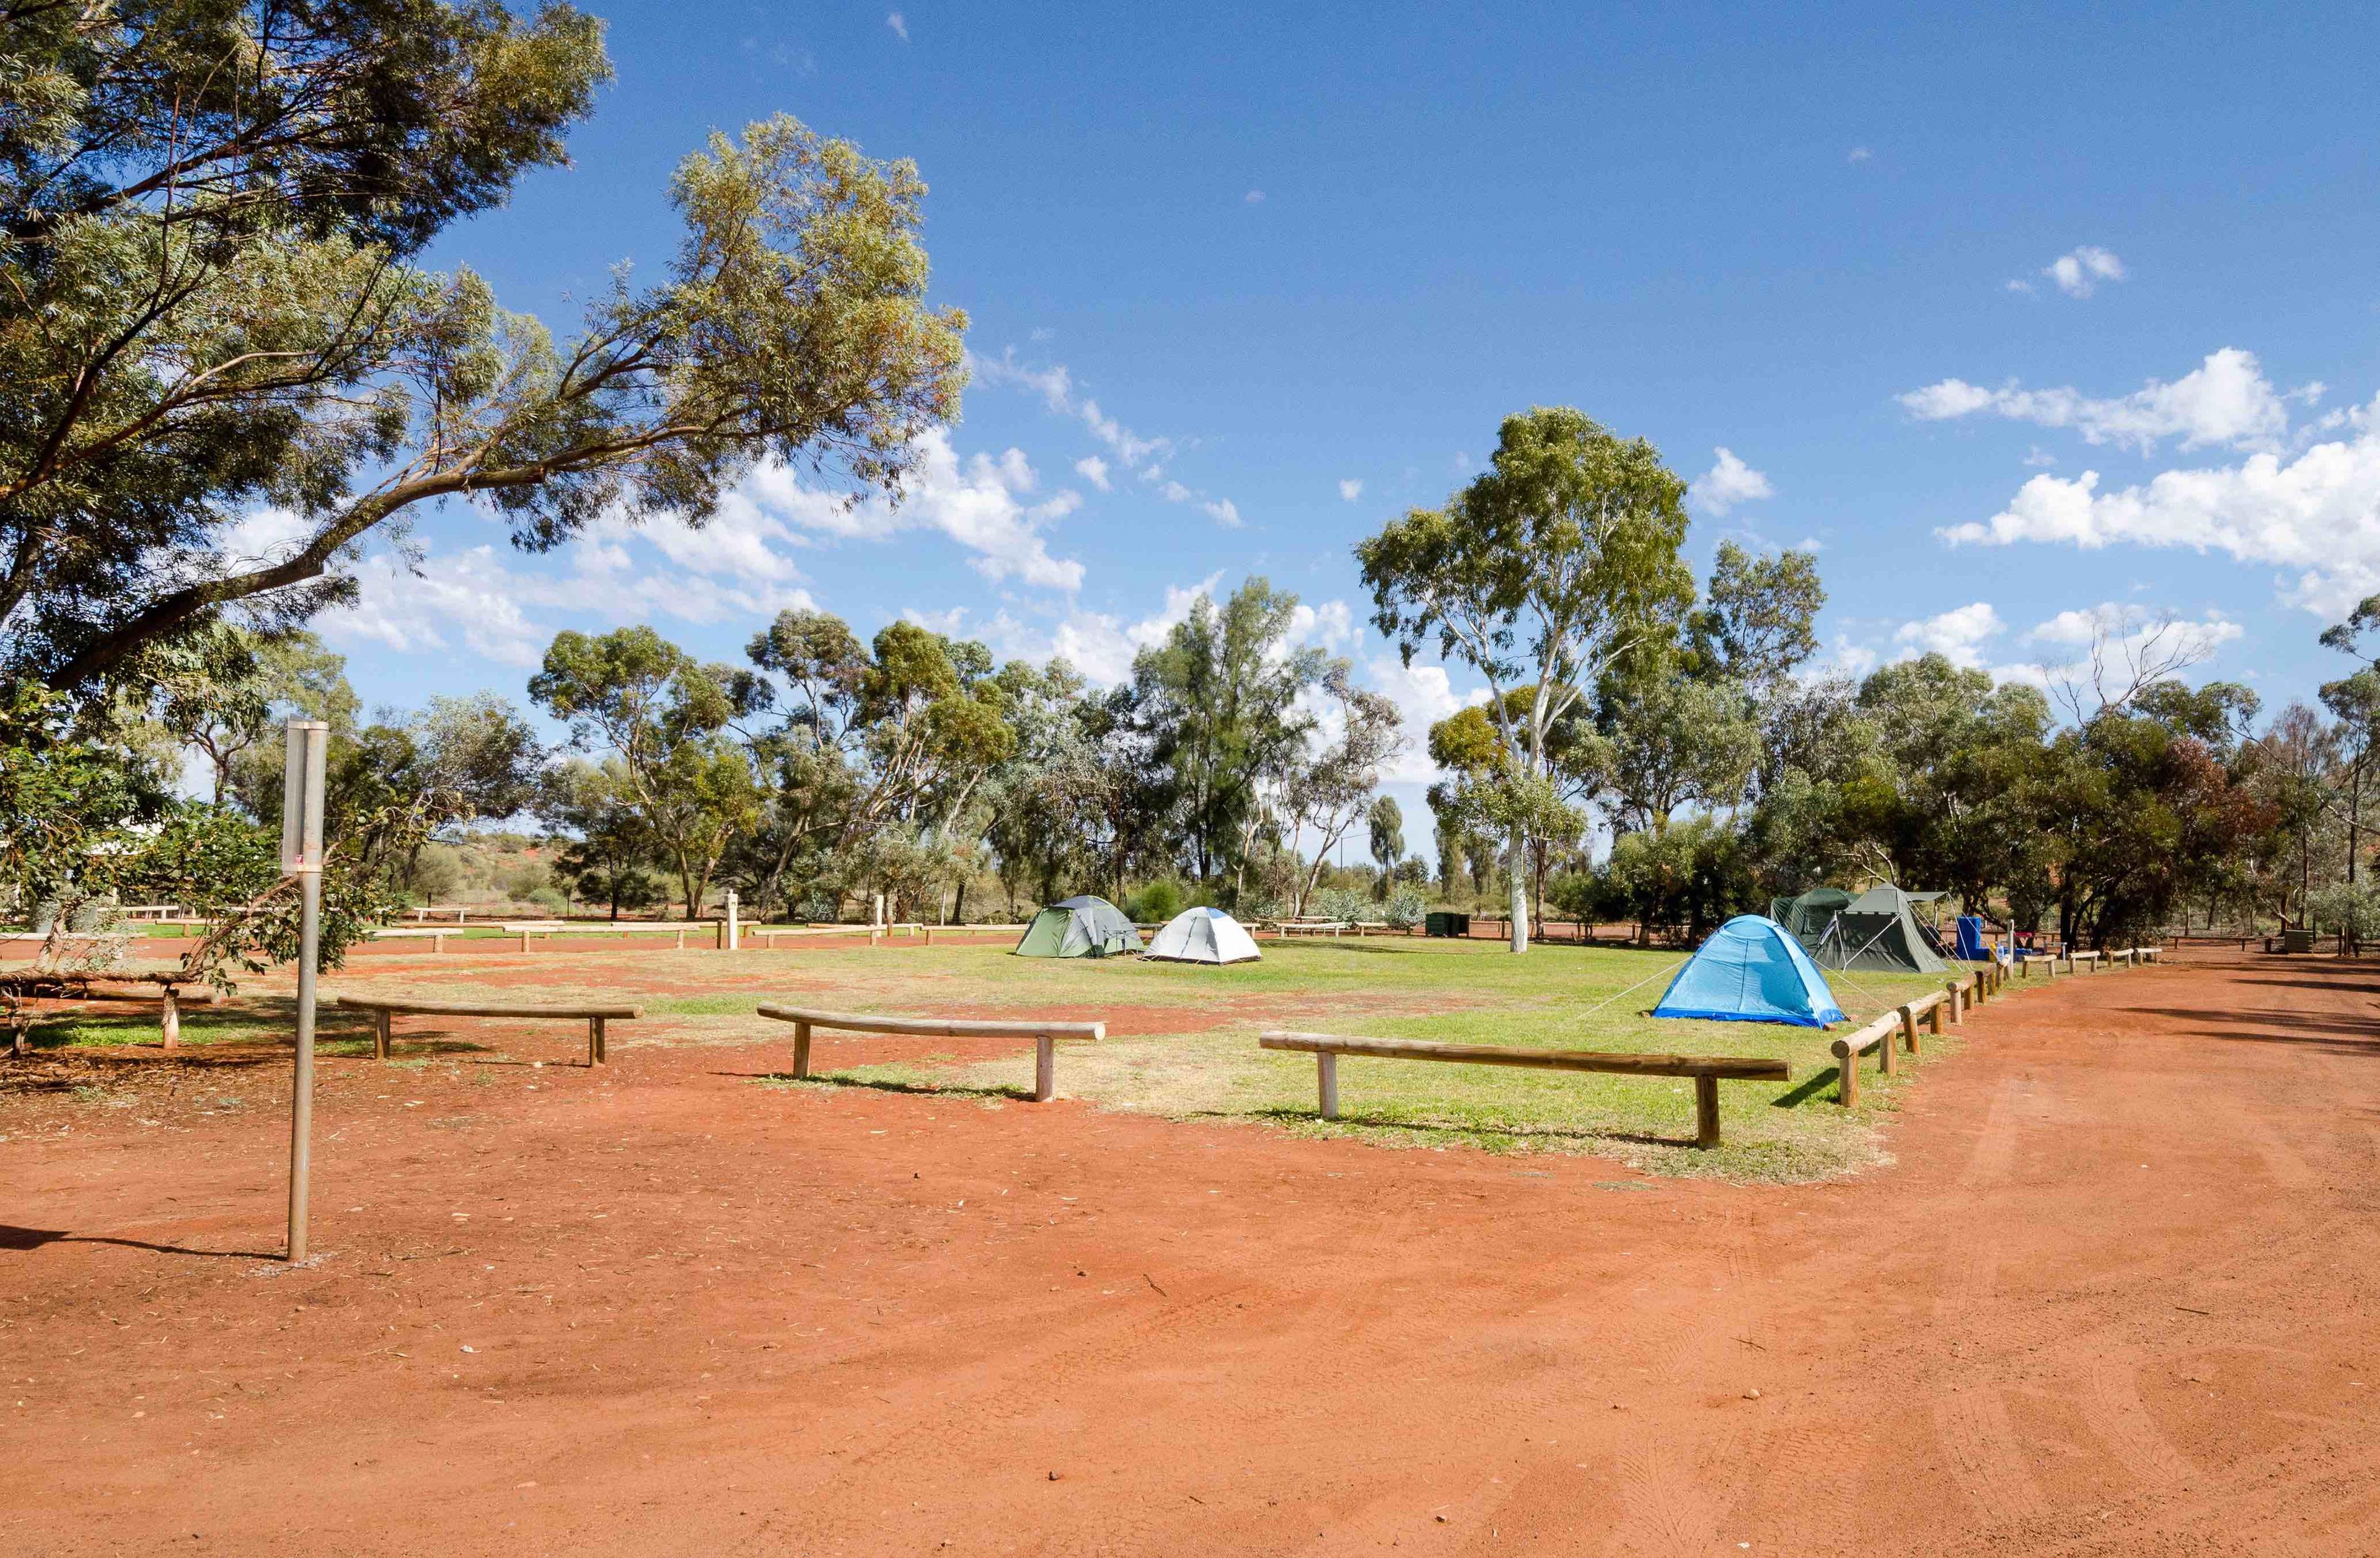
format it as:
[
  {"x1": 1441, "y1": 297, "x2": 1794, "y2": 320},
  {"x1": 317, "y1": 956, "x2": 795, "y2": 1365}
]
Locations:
[
  {"x1": 7, "y1": 11, "x2": 966, "y2": 693},
  {"x1": 1128, "y1": 878, "x2": 1184, "y2": 924},
  {"x1": 1132, "y1": 578, "x2": 1325, "y2": 895},
  {"x1": 1360, "y1": 407, "x2": 1693, "y2": 944}
]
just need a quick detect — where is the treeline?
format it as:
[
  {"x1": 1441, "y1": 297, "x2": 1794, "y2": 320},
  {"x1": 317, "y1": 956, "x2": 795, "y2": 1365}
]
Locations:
[
  {"x1": 19, "y1": 415, "x2": 2380, "y2": 962},
  {"x1": 1369, "y1": 409, "x2": 2356, "y2": 951}
]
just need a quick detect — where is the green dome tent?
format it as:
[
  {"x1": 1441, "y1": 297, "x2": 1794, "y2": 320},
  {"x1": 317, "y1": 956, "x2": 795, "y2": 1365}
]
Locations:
[
  {"x1": 1014, "y1": 896, "x2": 1143, "y2": 959},
  {"x1": 1808, "y1": 885, "x2": 1950, "y2": 974},
  {"x1": 1769, "y1": 888, "x2": 1856, "y2": 953}
]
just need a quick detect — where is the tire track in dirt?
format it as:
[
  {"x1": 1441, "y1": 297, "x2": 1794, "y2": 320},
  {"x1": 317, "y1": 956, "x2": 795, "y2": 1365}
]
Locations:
[
  {"x1": 1929, "y1": 1073, "x2": 2051, "y2": 1528},
  {"x1": 1595, "y1": 1204, "x2": 1767, "y2": 1558},
  {"x1": 2075, "y1": 1350, "x2": 2195, "y2": 1492}
]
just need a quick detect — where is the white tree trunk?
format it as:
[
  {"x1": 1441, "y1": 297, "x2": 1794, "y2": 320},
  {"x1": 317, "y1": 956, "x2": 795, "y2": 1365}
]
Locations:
[{"x1": 1507, "y1": 819, "x2": 1531, "y2": 953}]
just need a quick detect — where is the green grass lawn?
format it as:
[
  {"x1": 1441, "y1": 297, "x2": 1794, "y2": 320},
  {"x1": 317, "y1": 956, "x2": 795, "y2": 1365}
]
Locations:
[
  {"x1": 18, "y1": 936, "x2": 1987, "y2": 1181},
  {"x1": 767, "y1": 938, "x2": 1967, "y2": 1181}
]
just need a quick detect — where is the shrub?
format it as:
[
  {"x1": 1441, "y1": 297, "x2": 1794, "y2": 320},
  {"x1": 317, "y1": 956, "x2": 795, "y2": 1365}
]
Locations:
[
  {"x1": 1382, "y1": 886, "x2": 1427, "y2": 929},
  {"x1": 499, "y1": 860, "x2": 554, "y2": 900},
  {"x1": 408, "y1": 844, "x2": 465, "y2": 904},
  {"x1": 1129, "y1": 878, "x2": 1184, "y2": 923},
  {"x1": 527, "y1": 886, "x2": 568, "y2": 914},
  {"x1": 1311, "y1": 886, "x2": 1370, "y2": 923}
]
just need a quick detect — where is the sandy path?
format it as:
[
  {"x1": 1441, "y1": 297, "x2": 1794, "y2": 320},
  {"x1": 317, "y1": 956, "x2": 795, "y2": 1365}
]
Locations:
[{"x1": 4, "y1": 951, "x2": 2376, "y2": 1555}]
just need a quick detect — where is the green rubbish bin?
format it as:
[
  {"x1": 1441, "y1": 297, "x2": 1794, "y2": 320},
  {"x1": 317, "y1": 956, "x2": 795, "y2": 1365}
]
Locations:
[
  {"x1": 2282, "y1": 929, "x2": 2316, "y2": 954},
  {"x1": 1424, "y1": 911, "x2": 1471, "y2": 939}
]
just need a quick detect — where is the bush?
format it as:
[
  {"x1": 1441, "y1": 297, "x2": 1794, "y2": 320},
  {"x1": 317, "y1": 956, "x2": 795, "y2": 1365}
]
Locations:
[
  {"x1": 499, "y1": 860, "x2": 553, "y2": 900},
  {"x1": 1128, "y1": 878, "x2": 1183, "y2": 923},
  {"x1": 1311, "y1": 886, "x2": 1370, "y2": 923},
  {"x1": 1382, "y1": 886, "x2": 1427, "y2": 930},
  {"x1": 527, "y1": 886, "x2": 568, "y2": 914},
  {"x1": 408, "y1": 844, "x2": 465, "y2": 904}
]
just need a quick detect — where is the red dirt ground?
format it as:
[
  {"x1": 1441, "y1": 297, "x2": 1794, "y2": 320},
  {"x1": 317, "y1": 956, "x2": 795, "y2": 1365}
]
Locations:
[{"x1": 6, "y1": 950, "x2": 2378, "y2": 1555}]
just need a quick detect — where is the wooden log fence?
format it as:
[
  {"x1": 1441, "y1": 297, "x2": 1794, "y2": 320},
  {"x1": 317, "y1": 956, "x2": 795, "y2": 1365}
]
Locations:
[
  {"x1": 755, "y1": 1005, "x2": 1104, "y2": 1101},
  {"x1": 329, "y1": 995, "x2": 642, "y2": 1065},
  {"x1": 1255, "y1": 1029, "x2": 1788, "y2": 1149}
]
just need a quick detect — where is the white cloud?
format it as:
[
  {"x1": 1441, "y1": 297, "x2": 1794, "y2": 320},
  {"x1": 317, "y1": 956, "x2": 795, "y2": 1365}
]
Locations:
[
  {"x1": 1158, "y1": 479, "x2": 1192, "y2": 503},
  {"x1": 1245, "y1": 189, "x2": 1265, "y2": 204},
  {"x1": 1202, "y1": 498, "x2": 1242, "y2": 528},
  {"x1": 1365, "y1": 655, "x2": 1491, "y2": 784},
  {"x1": 1073, "y1": 455, "x2": 1111, "y2": 491},
  {"x1": 2027, "y1": 602, "x2": 2243, "y2": 656},
  {"x1": 671, "y1": 429, "x2": 1088, "y2": 590},
  {"x1": 884, "y1": 10, "x2": 907, "y2": 40},
  {"x1": 967, "y1": 350, "x2": 1073, "y2": 413},
  {"x1": 1289, "y1": 599, "x2": 1356, "y2": 652},
  {"x1": 1081, "y1": 397, "x2": 1169, "y2": 467},
  {"x1": 1692, "y1": 447, "x2": 1774, "y2": 516},
  {"x1": 901, "y1": 605, "x2": 969, "y2": 637},
  {"x1": 1899, "y1": 348, "x2": 2298, "y2": 454},
  {"x1": 1893, "y1": 602, "x2": 2004, "y2": 668},
  {"x1": 996, "y1": 575, "x2": 1223, "y2": 684},
  {"x1": 2045, "y1": 245, "x2": 2125, "y2": 297},
  {"x1": 1338, "y1": 478, "x2": 1364, "y2": 503},
  {"x1": 1848, "y1": 146, "x2": 1872, "y2": 164},
  {"x1": 1938, "y1": 395, "x2": 2380, "y2": 614}
]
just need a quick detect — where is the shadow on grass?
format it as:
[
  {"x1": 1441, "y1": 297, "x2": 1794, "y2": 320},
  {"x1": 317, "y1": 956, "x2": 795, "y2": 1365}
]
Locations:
[
  {"x1": 1770, "y1": 1069, "x2": 1847, "y2": 1109},
  {"x1": 1227, "y1": 1103, "x2": 1693, "y2": 1151},
  {"x1": 733, "y1": 1069, "x2": 1034, "y2": 1103},
  {"x1": 0, "y1": 1225, "x2": 276, "y2": 1261},
  {"x1": 1266, "y1": 937, "x2": 1649, "y2": 959}
]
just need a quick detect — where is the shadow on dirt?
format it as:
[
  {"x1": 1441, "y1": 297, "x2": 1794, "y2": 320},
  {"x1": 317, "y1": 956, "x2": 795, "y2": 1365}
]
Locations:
[
  {"x1": 2128, "y1": 1005, "x2": 2380, "y2": 1049},
  {"x1": 0, "y1": 1225, "x2": 276, "y2": 1260},
  {"x1": 734, "y1": 1070, "x2": 1035, "y2": 1103}
]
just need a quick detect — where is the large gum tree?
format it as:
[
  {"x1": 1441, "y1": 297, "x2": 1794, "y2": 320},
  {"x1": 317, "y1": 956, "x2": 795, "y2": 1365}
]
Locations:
[
  {"x1": 2, "y1": 1, "x2": 966, "y2": 691},
  {"x1": 1357, "y1": 407, "x2": 1692, "y2": 952}
]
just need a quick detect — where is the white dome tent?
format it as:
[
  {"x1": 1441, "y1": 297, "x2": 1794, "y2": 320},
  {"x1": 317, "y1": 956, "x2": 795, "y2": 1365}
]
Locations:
[{"x1": 1145, "y1": 907, "x2": 1262, "y2": 965}]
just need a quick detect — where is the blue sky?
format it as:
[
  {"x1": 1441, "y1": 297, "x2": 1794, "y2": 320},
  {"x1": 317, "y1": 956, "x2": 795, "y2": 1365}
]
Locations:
[{"x1": 295, "y1": 1, "x2": 2380, "y2": 834}]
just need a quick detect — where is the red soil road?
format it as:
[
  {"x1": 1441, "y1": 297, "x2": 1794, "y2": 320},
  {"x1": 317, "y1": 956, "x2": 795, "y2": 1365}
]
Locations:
[{"x1": 5, "y1": 951, "x2": 2378, "y2": 1556}]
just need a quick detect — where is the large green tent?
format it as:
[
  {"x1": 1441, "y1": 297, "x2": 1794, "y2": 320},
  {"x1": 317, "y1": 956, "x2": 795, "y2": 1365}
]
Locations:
[
  {"x1": 1013, "y1": 896, "x2": 1143, "y2": 959},
  {"x1": 1806, "y1": 884, "x2": 1950, "y2": 974},
  {"x1": 1770, "y1": 888, "x2": 1855, "y2": 950}
]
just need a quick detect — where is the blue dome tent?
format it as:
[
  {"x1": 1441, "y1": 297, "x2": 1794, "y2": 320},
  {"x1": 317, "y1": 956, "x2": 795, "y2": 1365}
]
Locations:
[{"x1": 1651, "y1": 915, "x2": 1846, "y2": 1028}]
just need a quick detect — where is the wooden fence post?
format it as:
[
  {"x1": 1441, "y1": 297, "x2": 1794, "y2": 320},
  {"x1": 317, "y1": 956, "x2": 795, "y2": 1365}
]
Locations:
[
  {"x1": 1035, "y1": 1035, "x2": 1057, "y2": 1102},
  {"x1": 519, "y1": 928, "x2": 532, "y2": 954},
  {"x1": 159, "y1": 985, "x2": 180, "y2": 1050},
  {"x1": 792, "y1": 1020, "x2": 813, "y2": 1080},
  {"x1": 1694, "y1": 1076, "x2": 1721, "y2": 1148},
  {"x1": 1900, "y1": 1003, "x2": 1921, "y2": 1054},
  {"x1": 1837, "y1": 1047, "x2": 1859, "y2": 1107},
  {"x1": 374, "y1": 1010, "x2": 392, "y2": 1061},
  {"x1": 1317, "y1": 1050, "x2": 1340, "y2": 1119}
]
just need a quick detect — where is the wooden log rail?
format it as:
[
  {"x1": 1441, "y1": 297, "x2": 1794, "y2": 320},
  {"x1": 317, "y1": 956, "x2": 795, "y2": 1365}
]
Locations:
[
  {"x1": 1255, "y1": 1030, "x2": 1788, "y2": 1150},
  {"x1": 1, "y1": 969, "x2": 221, "y2": 1050},
  {"x1": 329, "y1": 995, "x2": 643, "y2": 1065},
  {"x1": 755, "y1": 1005, "x2": 1105, "y2": 1102},
  {"x1": 1832, "y1": 988, "x2": 1955, "y2": 1107}
]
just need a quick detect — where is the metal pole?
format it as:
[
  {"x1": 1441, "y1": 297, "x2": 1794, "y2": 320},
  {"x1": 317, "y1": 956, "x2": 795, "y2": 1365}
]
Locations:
[{"x1": 281, "y1": 720, "x2": 328, "y2": 1264}]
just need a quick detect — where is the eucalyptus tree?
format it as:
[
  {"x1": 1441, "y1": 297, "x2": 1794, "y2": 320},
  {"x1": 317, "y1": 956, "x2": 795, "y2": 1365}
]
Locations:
[
  {"x1": 727, "y1": 609, "x2": 1015, "y2": 917},
  {"x1": 1131, "y1": 578, "x2": 1325, "y2": 892},
  {"x1": 529, "y1": 626, "x2": 761, "y2": 920},
  {"x1": 1278, "y1": 665, "x2": 1405, "y2": 915},
  {"x1": 1359, "y1": 408, "x2": 1693, "y2": 950},
  {"x1": 5, "y1": 0, "x2": 967, "y2": 696},
  {"x1": 1367, "y1": 795, "x2": 1405, "y2": 894}
]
